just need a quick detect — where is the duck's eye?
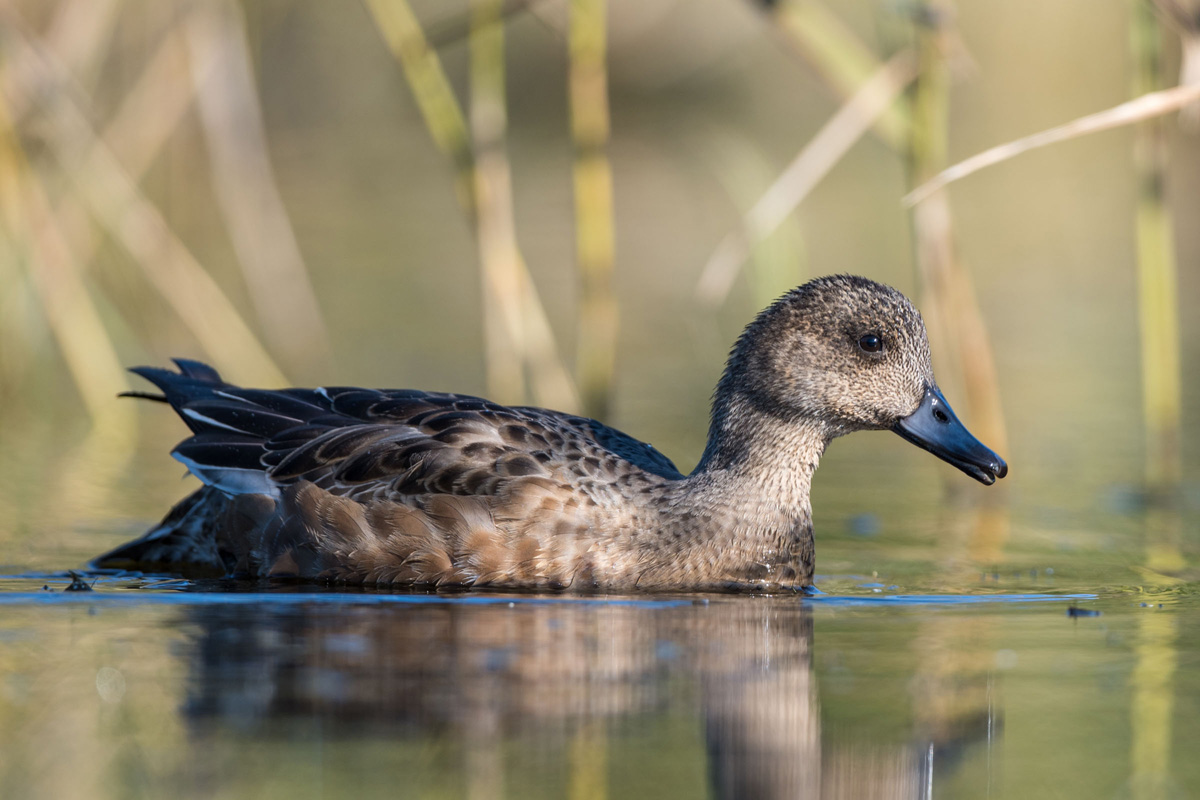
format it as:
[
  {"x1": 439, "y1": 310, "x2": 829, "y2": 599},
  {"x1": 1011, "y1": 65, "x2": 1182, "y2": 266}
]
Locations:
[{"x1": 858, "y1": 333, "x2": 883, "y2": 353}]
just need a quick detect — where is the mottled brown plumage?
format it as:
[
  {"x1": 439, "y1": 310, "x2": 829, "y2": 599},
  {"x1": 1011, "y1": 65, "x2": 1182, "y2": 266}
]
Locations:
[{"x1": 93, "y1": 275, "x2": 1006, "y2": 591}]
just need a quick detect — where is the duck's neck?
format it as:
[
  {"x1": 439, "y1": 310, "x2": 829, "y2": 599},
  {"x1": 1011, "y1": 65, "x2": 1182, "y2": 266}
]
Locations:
[{"x1": 661, "y1": 390, "x2": 835, "y2": 589}]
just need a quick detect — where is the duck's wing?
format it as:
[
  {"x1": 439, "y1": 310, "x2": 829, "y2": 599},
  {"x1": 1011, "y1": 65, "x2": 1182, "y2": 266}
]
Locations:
[
  {"x1": 128, "y1": 360, "x2": 683, "y2": 498},
  {"x1": 171, "y1": 386, "x2": 683, "y2": 499}
]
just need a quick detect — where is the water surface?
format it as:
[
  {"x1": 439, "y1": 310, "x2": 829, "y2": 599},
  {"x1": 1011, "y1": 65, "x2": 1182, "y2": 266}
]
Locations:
[{"x1": 0, "y1": 564, "x2": 1194, "y2": 799}]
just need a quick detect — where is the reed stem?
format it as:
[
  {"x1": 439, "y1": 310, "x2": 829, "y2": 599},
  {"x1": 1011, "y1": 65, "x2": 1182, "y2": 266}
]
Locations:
[
  {"x1": 1132, "y1": 1, "x2": 1183, "y2": 491},
  {"x1": 0, "y1": 95, "x2": 136, "y2": 454},
  {"x1": 569, "y1": 0, "x2": 617, "y2": 420},
  {"x1": 470, "y1": 0, "x2": 525, "y2": 403},
  {"x1": 906, "y1": 4, "x2": 1008, "y2": 463},
  {"x1": 185, "y1": 1, "x2": 332, "y2": 376},
  {"x1": 366, "y1": 0, "x2": 580, "y2": 411},
  {"x1": 767, "y1": 0, "x2": 911, "y2": 150}
]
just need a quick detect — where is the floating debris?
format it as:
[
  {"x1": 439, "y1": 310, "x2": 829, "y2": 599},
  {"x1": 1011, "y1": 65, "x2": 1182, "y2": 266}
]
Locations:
[
  {"x1": 64, "y1": 572, "x2": 94, "y2": 592},
  {"x1": 1067, "y1": 606, "x2": 1100, "y2": 618}
]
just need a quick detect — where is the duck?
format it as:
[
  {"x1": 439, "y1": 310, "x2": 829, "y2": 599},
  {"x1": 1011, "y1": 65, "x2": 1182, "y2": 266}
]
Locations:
[{"x1": 93, "y1": 275, "x2": 1007, "y2": 591}]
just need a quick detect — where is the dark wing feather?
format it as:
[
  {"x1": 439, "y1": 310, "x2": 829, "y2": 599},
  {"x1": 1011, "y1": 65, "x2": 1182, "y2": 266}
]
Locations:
[
  {"x1": 171, "y1": 358, "x2": 224, "y2": 383},
  {"x1": 578, "y1": 418, "x2": 683, "y2": 479},
  {"x1": 181, "y1": 399, "x2": 306, "y2": 438},
  {"x1": 173, "y1": 432, "x2": 268, "y2": 470},
  {"x1": 129, "y1": 361, "x2": 684, "y2": 500}
]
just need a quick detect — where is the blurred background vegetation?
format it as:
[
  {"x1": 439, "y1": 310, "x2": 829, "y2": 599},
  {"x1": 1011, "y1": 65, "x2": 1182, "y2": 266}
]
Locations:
[{"x1": 0, "y1": 0, "x2": 1198, "y2": 575}]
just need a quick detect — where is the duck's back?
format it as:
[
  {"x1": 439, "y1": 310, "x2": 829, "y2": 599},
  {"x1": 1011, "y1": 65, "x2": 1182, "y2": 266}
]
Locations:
[{"x1": 96, "y1": 360, "x2": 684, "y2": 588}]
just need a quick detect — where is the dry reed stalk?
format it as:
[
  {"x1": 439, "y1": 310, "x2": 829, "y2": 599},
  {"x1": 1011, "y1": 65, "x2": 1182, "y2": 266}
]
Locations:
[
  {"x1": 469, "y1": 0, "x2": 525, "y2": 404},
  {"x1": 364, "y1": 0, "x2": 476, "y2": 207},
  {"x1": 907, "y1": 8, "x2": 1008, "y2": 465},
  {"x1": 511, "y1": 265, "x2": 581, "y2": 410},
  {"x1": 697, "y1": 51, "x2": 916, "y2": 305},
  {"x1": 699, "y1": 127, "x2": 807, "y2": 310},
  {"x1": 767, "y1": 0, "x2": 910, "y2": 150},
  {"x1": 2, "y1": 0, "x2": 119, "y2": 126},
  {"x1": 0, "y1": 96, "x2": 136, "y2": 459},
  {"x1": 50, "y1": 23, "x2": 195, "y2": 288},
  {"x1": 0, "y1": 16, "x2": 288, "y2": 386},
  {"x1": 903, "y1": 82, "x2": 1200, "y2": 206},
  {"x1": 0, "y1": 227, "x2": 34, "y2": 384},
  {"x1": 366, "y1": 0, "x2": 580, "y2": 411},
  {"x1": 185, "y1": 1, "x2": 332, "y2": 376},
  {"x1": 426, "y1": 0, "x2": 551, "y2": 48},
  {"x1": 44, "y1": 0, "x2": 120, "y2": 81},
  {"x1": 569, "y1": 0, "x2": 617, "y2": 420},
  {"x1": 1133, "y1": 2, "x2": 1183, "y2": 492}
]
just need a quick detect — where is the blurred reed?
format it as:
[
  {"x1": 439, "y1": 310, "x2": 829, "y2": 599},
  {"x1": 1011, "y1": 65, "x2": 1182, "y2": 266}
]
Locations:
[
  {"x1": 568, "y1": 722, "x2": 609, "y2": 800},
  {"x1": 569, "y1": 0, "x2": 617, "y2": 420},
  {"x1": 0, "y1": 0, "x2": 333, "y2": 437},
  {"x1": 1151, "y1": 0, "x2": 1200, "y2": 127},
  {"x1": 698, "y1": 2, "x2": 916, "y2": 306},
  {"x1": 900, "y1": 2, "x2": 1200, "y2": 498},
  {"x1": 0, "y1": 96, "x2": 135, "y2": 453},
  {"x1": 1131, "y1": 612, "x2": 1180, "y2": 798},
  {"x1": 904, "y1": 2, "x2": 1008, "y2": 462},
  {"x1": 766, "y1": 0, "x2": 910, "y2": 150},
  {"x1": 470, "y1": 0, "x2": 529, "y2": 404},
  {"x1": 185, "y1": 0, "x2": 332, "y2": 376},
  {"x1": 698, "y1": 127, "x2": 807, "y2": 311},
  {"x1": 699, "y1": 3, "x2": 1009, "y2": 481},
  {"x1": 903, "y1": 81, "x2": 1200, "y2": 206},
  {"x1": 366, "y1": 0, "x2": 580, "y2": 412},
  {"x1": 1133, "y1": 1, "x2": 1183, "y2": 493},
  {"x1": 363, "y1": 0, "x2": 475, "y2": 207},
  {"x1": 697, "y1": 50, "x2": 915, "y2": 306}
]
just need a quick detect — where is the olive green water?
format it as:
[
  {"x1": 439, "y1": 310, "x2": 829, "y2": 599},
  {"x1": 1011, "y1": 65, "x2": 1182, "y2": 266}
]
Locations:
[
  {"x1": 1, "y1": 444, "x2": 1197, "y2": 799},
  {"x1": 4, "y1": 0, "x2": 1200, "y2": 797}
]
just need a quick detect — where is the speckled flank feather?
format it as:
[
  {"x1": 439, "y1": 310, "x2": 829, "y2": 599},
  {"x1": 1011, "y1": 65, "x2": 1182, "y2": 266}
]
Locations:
[{"x1": 94, "y1": 276, "x2": 973, "y2": 591}]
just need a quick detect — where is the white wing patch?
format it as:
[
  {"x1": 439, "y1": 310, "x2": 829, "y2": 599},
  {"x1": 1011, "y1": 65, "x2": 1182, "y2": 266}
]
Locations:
[{"x1": 173, "y1": 452, "x2": 279, "y2": 498}]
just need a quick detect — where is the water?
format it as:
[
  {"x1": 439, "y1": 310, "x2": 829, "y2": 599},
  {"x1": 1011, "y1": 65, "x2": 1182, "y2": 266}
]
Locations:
[
  {"x1": 0, "y1": 421, "x2": 1195, "y2": 799},
  {"x1": 0, "y1": 565, "x2": 1194, "y2": 799}
]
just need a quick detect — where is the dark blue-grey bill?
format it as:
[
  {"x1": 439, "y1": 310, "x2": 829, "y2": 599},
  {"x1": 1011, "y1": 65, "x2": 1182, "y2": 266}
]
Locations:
[{"x1": 891, "y1": 385, "x2": 1008, "y2": 485}]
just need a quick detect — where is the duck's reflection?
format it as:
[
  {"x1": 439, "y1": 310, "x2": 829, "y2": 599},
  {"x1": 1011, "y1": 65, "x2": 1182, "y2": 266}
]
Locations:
[{"x1": 180, "y1": 595, "x2": 989, "y2": 798}]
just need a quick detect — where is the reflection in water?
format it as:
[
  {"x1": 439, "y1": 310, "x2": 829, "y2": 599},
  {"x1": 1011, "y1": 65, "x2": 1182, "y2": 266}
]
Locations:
[
  {"x1": 174, "y1": 595, "x2": 990, "y2": 798},
  {"x1": 1130, "y1": 506, "x2": 1183, "y2": 800}
]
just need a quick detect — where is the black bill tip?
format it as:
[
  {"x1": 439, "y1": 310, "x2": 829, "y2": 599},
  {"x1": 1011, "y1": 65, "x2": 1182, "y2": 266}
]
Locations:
[{"x1": 892, "y1": 386, "x2": 1007, "y2": 485}]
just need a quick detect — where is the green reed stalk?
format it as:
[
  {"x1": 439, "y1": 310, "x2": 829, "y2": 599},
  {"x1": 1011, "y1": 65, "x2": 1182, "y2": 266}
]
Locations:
[
  {"x1": 767, "y1": 0, "x2": 910, "y2": 150},
  {"x1": 363, "y1": 0, "x2": 476, "y2": 209},
  {"x1": 906, "y1": 5, "x2": 1008, "y2": 461},
  {"x1": 569, "y1": 0, "x2": 617, "y2": 420},
  {"x1": 1132, "y1": 1, "x2": 1182, "y2": 491},
  {"x1": 469, "y1": 0, "x2": 525, "y2": 403},
  {"x1": 366, "y1": 0, "x2": 580, "y2": 411}
]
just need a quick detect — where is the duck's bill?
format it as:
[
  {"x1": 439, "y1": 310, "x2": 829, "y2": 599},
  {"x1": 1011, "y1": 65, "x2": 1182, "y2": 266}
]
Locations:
[{"x1": 891, "y1": 386, "x2": 1008, "y2": 485}]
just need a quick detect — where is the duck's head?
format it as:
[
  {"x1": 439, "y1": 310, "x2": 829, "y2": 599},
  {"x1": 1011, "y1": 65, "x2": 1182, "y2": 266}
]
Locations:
[{"x1": 718, "y1": 274, "x2": 1007, "y2": 485}]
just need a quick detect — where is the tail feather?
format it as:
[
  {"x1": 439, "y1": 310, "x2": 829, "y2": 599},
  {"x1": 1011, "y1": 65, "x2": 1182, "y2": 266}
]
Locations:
[
  {"x1": 128, "y1": 363, "x2": 228, "y2": 416},
  {"x1": 171, "y1": 358, "x2": 224, "y2": 383},
  {"x1": 124, "y1": 359, "x2": 348, "y2": 498}
]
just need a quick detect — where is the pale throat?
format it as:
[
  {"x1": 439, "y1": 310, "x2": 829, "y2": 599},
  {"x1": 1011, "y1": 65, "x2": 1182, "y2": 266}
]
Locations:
[{"x1": 686, "y1": 397, "x2": 832, "y2": 544}]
